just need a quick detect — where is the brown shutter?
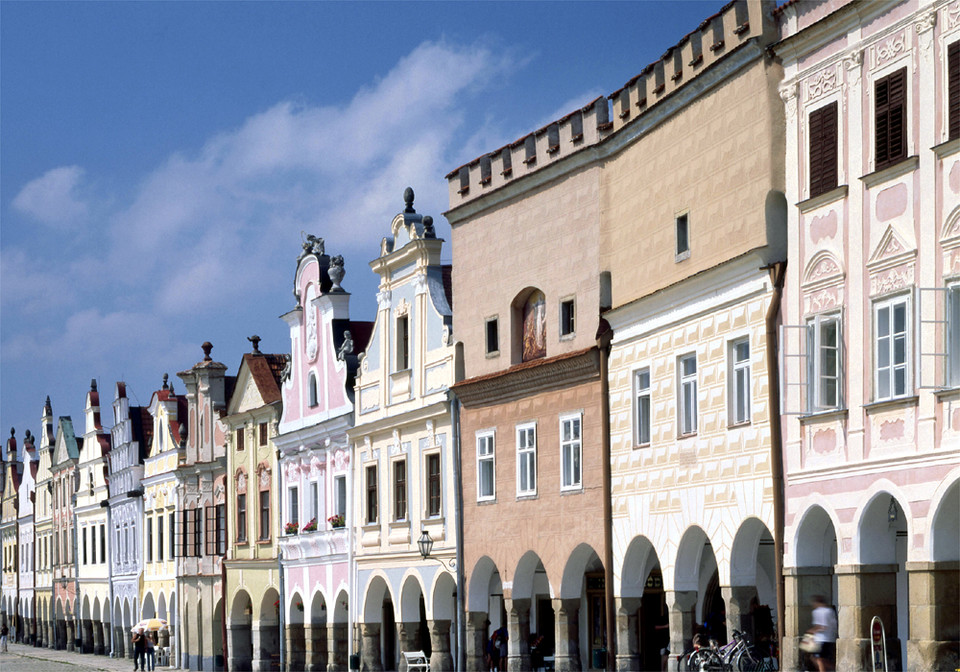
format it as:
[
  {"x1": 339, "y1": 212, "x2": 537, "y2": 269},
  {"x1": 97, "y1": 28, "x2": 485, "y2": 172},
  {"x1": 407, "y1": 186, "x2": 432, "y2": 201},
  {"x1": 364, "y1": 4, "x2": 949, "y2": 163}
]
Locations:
[
  {"x1": 809, "y1": 102, "x2": 838, "y2": 197},
  {"x1": 875, "y1": 68, "x2": 907, "y2": 169},
  {"x1": 950, "y1": 41, "x2": 959, "y2": 141}
]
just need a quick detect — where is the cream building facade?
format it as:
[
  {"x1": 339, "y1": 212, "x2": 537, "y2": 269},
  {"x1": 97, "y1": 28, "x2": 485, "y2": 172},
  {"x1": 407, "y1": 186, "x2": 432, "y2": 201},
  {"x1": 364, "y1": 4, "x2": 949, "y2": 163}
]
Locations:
[{"x1": 34, "y1": 398, "x2": 56, "y2": 649}]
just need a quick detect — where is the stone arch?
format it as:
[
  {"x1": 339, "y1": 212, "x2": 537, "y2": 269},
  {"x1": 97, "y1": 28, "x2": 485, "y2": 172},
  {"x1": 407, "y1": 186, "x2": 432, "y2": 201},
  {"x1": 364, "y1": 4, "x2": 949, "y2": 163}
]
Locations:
[
  {"x1": 83, "y1": 595, "x2": 91, "y2": 620},
  {"x1": 730, "y1": 518, "x2": 777, "y2": 607},
  {"x1": 399, "y1": 573, "x2": 426, "y2": 623},
  {"x1": 431, "y1": 572, "x2": 457, "y2": 623},
  {"x1": 674, "y1": 525, "x2": 711, "y2": 592},
  {"x1": 931, "y1": 477, "x2": 960, "y2": 562},
  {"x1": 559, "y1": 542, "x2": 603, "y2": 600},
  {"x1": 228, "y1": 590, "x2": 253, "y2": 672},
  {"x1": 512, "y1": 549, "x2": 549, "y2": 600},
  {"x1": 310, "y1": 590, "x2": 328, "y2": 624},
  {"x1": 856, "y1": 487, "x2": 909, "y2": 565},
  {"x1": 333, "y1": 589, "x2": 349, "y2": 625},
  {"x1": 362, "y1": 574, "x2": 393, "y2": 624},
  {"x1": 620, "y1": 535, "x2": 659, "y2": 599},
  {"x1": 141, "y1": 592, "x2": 156, "y2": 620},
  {"x1": 466, "y1": 555, "x2": 501, "y2": 613},
  {"x1": 793, "y1": 503, "x2": 839, "y2": 569},
  {"x1": 157, "y1": 592, "x2": 167, "y2": 621},
  {"x1": 287, "y1": 590, "x2": 306, "y2": 671}
]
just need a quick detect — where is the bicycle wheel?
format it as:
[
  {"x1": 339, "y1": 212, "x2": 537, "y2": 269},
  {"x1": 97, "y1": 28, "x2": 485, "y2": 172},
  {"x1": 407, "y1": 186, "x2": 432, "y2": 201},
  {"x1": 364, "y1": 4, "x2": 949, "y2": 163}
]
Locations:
[
  {"x1": 734, "y1": 647, "x2": 760, "y2": 672},
  {"x1": 688, "y1": 648, "x2": 725, "y2": 672}
]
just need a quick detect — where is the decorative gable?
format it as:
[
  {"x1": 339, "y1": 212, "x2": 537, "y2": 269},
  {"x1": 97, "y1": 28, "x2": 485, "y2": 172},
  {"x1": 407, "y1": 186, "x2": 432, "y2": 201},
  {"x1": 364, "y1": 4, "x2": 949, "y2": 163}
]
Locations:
[
  {"x1": 801, "y1": 250, "x2": 845, "y2": 290},
  {"x1": 867, "y1": 223, "x2": 917, "y2": 272}
]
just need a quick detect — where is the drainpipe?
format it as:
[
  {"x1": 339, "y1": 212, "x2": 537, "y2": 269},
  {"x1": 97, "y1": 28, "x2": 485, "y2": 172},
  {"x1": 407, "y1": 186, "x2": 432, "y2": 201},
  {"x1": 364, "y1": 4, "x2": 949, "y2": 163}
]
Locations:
[
  {"x1": 348, "y1": 440, "x2": 356, "y2": 670},
  {"x1": 105, "y1": 496, "x2": 115, "y2": 656},
  {"x1": 448, "y1": 391, "x2": 465, "y2": 672},
  {"x1": 221, "y1": 487, "x2": 230, "y2": 672},
  {"x1": 763, "y1": 261, "x2": 787, "y2": 653},
  {"x1": 597, "y1": 327, "x2": 615, "y2": 672},
  {"x1": 277, "y1": 445, "x2": 285, "y2": 672}
]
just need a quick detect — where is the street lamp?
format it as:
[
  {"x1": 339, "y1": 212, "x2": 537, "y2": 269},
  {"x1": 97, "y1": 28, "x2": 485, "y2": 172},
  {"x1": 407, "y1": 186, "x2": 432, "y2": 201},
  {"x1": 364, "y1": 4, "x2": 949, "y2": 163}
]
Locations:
[{"x1": 417, "y1": 530, "x2": 455, "y2": 570}]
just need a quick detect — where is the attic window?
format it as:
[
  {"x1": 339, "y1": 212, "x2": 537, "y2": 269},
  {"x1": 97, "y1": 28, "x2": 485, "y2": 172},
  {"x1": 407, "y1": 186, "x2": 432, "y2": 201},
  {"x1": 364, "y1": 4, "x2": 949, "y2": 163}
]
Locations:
[
  {"x1": 595, "y1": 98, "x2": 612, "y2": 131},
  {"x1": 547, "y1": 124, "x2": 560, "y2": 153},
  {"x1": 570, "y1": 112, "x2": 584, "y2": 142},
  {"x1": 308, "y1": 373, "x2": 318, "y2": 407},
  {"x1": 710, "y1": 15, "x2": 725, "y2": 51},
  {"x1": 733, "y1": 1, "x2": 749, "y2": 34},
  {"x1": 480, "y1": 156, "x2": 492, "y2": 185},
  {"x1": 671, "y1": 49, "x2": 683, "y2": 82},
  {"x1": 458, "y1": 166, "x2": 470, "y2": 195},
  {"x1": 653, "y1": 63, "x2": 666, "y2": 95},
  {"x1": 689, "y1": 31, "x2": 704, "y2": 67},
  {"x1": 501, "y1": 147, "x2": 513, "y2": 177},
  {"x1": 236, "y1": 427, "x2": 244, "y2": 452},
  {"x1": 523, "y1": 136, "x2": 536, "y2": 165},
  {"x1": 618, "y1": 91, "x2": 631, "y2": 119}
]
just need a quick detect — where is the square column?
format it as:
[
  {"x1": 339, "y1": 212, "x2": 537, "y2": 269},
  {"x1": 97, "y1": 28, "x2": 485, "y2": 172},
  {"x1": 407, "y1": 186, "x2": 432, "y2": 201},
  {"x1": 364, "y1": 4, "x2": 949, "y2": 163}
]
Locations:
[
  {"x1": 614, "y1": 597, "x2": 639, "y2": 672},
  {"x1": 721, "y1": 586, "x2": 757, "y2": 640},
  {"x1": 551, "y1": 598, "x2": 580, "y2": 672},
  {"x1": 328, "y1": 622, "x2": 347, "y2": 672},
  {"x1": 397, "y1": 622, "x2": 419, "y2": 672},
  {"x1": 360, "y1": 622, "x2": 383, "y2": 672},
  {"x1": 836, "y1": 564, "x2": 900, "y2": 672},
  {"x1": 504, "y1": 597, "x2": 532, "y2": 672},
  {"x1": 465, "y1": 611, "x2": 488, "y2": 671},
  {"x1": 304, "y1": 623, "x2": 328, "y2": 671},
  {"x1": 664, "y1": 590, "x2": 696, "y2": 672},
  {"x1": 286, "y1": 625, "x2": 306, "y2": 671},
  {"x1": 905, "y1": 561, "x2": 960, "y2": 672}
]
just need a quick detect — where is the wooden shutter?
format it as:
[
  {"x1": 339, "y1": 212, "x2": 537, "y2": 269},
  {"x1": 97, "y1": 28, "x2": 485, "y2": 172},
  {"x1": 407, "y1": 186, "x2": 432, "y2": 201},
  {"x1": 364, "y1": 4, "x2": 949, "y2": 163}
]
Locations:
[
  {"x1": 875, "y1": 68, "x2": 907, "y2": 169},
  {"x1": 950, "y1": 41, "x2": 959, "y2": 141},
  {"x1": 205, "y1": 505, "x2": 217, "y2": 556},
  {"x1": 194, "y1": 507, "x2": 203, "y2": 557},
  {"x1": 809, "y1": 102, "x2": 838, "y2": 197}
]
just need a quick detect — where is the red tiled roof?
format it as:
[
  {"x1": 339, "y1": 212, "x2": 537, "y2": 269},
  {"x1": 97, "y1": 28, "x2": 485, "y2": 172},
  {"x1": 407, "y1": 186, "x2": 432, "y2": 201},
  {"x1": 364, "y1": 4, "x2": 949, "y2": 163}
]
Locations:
[{"x1": 244, "y1": 353, "x2": 286, "y2": 405}]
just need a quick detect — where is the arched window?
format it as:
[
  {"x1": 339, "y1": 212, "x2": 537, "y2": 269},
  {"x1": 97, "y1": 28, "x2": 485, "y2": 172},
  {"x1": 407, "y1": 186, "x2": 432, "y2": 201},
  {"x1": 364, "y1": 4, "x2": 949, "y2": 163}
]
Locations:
[{"x1": 308, "y1": 373, "x2": 318, "y2": 407}]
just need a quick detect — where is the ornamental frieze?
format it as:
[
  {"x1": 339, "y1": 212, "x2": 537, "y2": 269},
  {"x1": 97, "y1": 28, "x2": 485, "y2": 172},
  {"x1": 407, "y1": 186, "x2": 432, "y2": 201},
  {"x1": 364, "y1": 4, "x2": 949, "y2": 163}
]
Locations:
[{"x1": 870, "y1": 30, "x2": 906, "y2": 69}]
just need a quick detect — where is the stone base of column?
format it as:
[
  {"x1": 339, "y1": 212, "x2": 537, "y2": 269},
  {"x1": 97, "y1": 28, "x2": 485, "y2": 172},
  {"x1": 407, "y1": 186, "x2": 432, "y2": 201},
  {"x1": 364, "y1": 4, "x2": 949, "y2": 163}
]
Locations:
[
  {"x1": 905, "y1": 639, "x2": 960, "y2": 672},
  {"x1": 838, "y1": 637, "x2": 902, "y2": 672},
  {"x1": 429, "y1": 619, "x2": 453, "y2": 672},
  {"x1": 360, "y1": 623, "x2": 383, "y2": 672}
]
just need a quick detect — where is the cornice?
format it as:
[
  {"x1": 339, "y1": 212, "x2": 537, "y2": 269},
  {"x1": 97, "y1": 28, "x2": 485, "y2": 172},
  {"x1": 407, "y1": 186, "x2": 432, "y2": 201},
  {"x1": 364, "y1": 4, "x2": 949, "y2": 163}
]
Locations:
[{"x1": 453, "y1": 348, "x2": 600, "y2": 408}]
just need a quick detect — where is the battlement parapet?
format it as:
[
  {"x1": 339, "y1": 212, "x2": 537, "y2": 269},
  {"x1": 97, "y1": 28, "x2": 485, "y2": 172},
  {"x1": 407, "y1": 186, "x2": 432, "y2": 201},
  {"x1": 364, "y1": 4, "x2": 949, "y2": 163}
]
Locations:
[{"x1": 446, "y1": 0, "x2": 777, "y2": 212}]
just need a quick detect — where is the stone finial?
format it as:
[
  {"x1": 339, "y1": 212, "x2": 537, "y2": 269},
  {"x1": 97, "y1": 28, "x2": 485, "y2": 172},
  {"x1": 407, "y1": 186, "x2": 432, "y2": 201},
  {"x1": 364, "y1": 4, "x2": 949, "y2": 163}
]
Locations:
[
  {"x1": 90, "y1": 378, "x2": 98, "y2": 392},
  {"x1": 248, "y1": 335, "x2": 262, "y2": 354},
  {"x1": 179, "y1": 423, "x2": 187, "y2": 448},
  {"x1": 202, "y1": 341, "x2": 213, "y2": 361},
  {"x1": 329, "y1": 255, "x2": 346, "y2": 291},
  {"x1": 9, "y1": 428, "x2": 14, "y2": 438},
  {"x1": 404, "y1": 187, "x2": 416, "y2": 213},
  {"x1": 423, "y1": 215, "x2": 435, "y2": 238},
  {"x1": 45, "y1": 396, "x2": 52, "y2": 412},
  {"x1": 162, "y1": 373, "x2": 169, "y2": 390}
]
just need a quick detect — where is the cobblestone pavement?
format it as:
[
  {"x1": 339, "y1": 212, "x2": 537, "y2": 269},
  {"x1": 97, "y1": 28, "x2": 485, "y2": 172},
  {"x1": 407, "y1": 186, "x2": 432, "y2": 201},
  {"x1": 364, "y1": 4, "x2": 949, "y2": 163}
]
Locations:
[{"x1": 0, "y1": 642, "x2": 159, "y2": 672}]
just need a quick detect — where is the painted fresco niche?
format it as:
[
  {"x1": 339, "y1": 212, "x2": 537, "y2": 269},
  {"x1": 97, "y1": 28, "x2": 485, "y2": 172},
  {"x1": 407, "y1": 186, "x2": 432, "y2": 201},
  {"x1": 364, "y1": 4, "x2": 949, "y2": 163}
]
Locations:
[
  {"x1": 865, "y1": 405, "x2": 917, "y2": 460},
  {"x1": 866, "y1": 224, "x2": 916, "y2": 297},
  {"x1": 801, "y1": 250, "x2": 845, "y2": 315},
  {"x1": 802, "y1": 416, "x2": 846, "y2": 469},
  {"x1": 512, "y1": 288, "x2": 546, "y2": 363}
]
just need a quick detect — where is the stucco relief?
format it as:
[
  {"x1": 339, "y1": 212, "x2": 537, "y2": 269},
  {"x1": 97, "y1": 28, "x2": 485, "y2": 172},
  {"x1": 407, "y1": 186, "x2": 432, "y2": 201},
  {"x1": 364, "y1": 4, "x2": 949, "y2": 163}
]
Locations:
[
  {"x1": 805, "y1": 66, "x2": 838, "y2": 101},
  {"x1": 915, "y1": 10, "x2": 936, "y2": 35},
  {"x1": 809, "y1": 210, "x2": 838, "y2": 243},
  {"x1": 870, "y1": 31, "x2": 906, "y2": 68},
  {"x1": 779, "y1": 82, "x2": 798, "y2": 119},
  {"x1": 878, "y1": 418, "x2": 905, "y2": 441},
  {"x1": 359, "y1": 383, "x2": 379, "y2": 413},
  {"x1": 943, "y1": 249, "x2": 960, "y2": 276},
  {"x1": 804, "y1": 286, "x2": 842, "y2": 314},
  {"x1": 376, "y1": 289, "x2": 392, "y2": 309},
  {"x1": 870, "y1": 263, "x2": 914, "y2": 296},
  {"x1": 801, "y1": 250, "x2": 844, "y2": 289},
  {"x1": 332, "y1": 449, "x2": 348, "y2": 472},
  {"x1": 843, "y1": 49, "x2": 863, "y2": 85},
  {"x1": 305, "y1": 285, "x2": 318, "y2": 362},
  {"x1": 949, "y1": 1, "x2": 960, "y2": 29},
  {"x1": 811, "y1": 427, "x2": 836, "y2": 454}
]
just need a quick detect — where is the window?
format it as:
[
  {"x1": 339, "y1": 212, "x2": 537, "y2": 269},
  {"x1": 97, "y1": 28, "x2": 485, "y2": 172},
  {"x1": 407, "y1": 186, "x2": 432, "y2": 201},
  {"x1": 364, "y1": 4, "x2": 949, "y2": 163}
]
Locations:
[
  {"x1": 206, "y1": 504, "x2": 225, "y2": 555},
  {"x1": 393, "y1": 460, "x2": 407, "y2": 521},
  {"x1": 477, "y1": 432, "x2": 495, "y2": 501},
  {"x1": 949, "y1": 286, "x2": 960, "y2": 387},
  {"x1": 236, "y1": 427, "x2": 245, "y2": 452},
  {"x1": 158, "y1": 515, "x2": 164, "y2": 561},
  {"x1": 259, "y1": 422, "x2": 268, "y2": 446},
  {"x1": 427, "y1": 453, "x2": 441, "y2": 517},
  {"x1": 216, "y1": 504, "x2": 226, "y2": 554},
  {"x1": 334, "y1": 475, "x2": 347, "y2": 518},
  {"x1": 634, "y1": 368, "x2": 652, "y2": 446},
  {"x1": 194, "y1": 508, "x2": 203, "y2": 557},
  {"x1": 807, "y1": 313, "x2": 842, "y2": 411},
  {"x1": 950, "y1": 41, "x2": 959, "y2": 141},
  {"x1": 236, "y1": 494, "x2": 247, "y2": 542},
  {"x1": 875, "y1": 68, "x2": 907, "y2": 170},
  {"x1": 308, "y1": 373, "x2": 318, "y2": 407},
  {"x1": 366, "y1": 465, "x2": 378, "y2": 524},
  {"x1": 485, "y1": 317, "x2": 499, "y2": 355},
  {"x1": 169, "y1": 512, "x2": 175, "y2": 560},
  {"x1": 258, "y1": 490, "x2": 270, "y2": 541},
  {"x1": 289, "y1": 486, "x2": 299, "y2": 526},
  {"x1": 147, "y1": 518, "x2": 153, "y2": 562},
  {"x1": 516, "y1": 423, "x2": 537, "y2": 496},
  {"x1": 730, "y1": 339, "x2": 751, "y2": 425},
  {"x1": 678, "y1": 354, "x2": 697, "y2": 435},
  {"x1": 676, "y1": 214, "x2": 690, "y2": 260},
  {"x1": 560, "y1": 299, "x2": 575, "y2": 337},
  {"x1": 560, "y1": 414, "x2": 582, "y2": 490},
  {"x1": 310, "y1": 481, "x2": 319, "y2": 523},
  {"x1": 100, "y1": 524, "x2": 106, "y2": 564},
  {"x1": 809, "y1": 101, "x2": 838, "y2": 197},
  {"x1": 396, "y1": 315, "x2": 410, "y2": 371},
  {"x1": 82, "y1": 527, "x2": 88, "y2": 565},
  {"x1": 874, "y1": 295, "x2": 910, "y2": 401}
]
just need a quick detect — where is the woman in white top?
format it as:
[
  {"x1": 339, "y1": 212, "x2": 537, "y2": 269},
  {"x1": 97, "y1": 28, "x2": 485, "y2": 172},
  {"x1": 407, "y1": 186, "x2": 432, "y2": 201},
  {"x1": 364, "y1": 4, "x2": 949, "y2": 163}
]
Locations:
[{"x1": 808, "y1": 595, "x2": 837, "y2": 672}]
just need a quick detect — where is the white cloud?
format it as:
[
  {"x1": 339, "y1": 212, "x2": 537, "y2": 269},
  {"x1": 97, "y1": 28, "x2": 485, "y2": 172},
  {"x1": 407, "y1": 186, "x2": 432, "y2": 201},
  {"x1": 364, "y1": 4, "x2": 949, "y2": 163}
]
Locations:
[{"x1": 12, "y1": 165, "x2": 89, "y2": 227}]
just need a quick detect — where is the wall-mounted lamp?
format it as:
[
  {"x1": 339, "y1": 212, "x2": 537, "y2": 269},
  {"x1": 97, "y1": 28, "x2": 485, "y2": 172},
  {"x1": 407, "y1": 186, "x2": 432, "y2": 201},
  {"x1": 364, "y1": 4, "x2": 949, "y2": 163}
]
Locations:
[
  {"x1": 887, "y1": 497, "x2": 898, "y2": 524},
  {"x1": 417, "y1": 530, "x2": 456, "y2": 571}
]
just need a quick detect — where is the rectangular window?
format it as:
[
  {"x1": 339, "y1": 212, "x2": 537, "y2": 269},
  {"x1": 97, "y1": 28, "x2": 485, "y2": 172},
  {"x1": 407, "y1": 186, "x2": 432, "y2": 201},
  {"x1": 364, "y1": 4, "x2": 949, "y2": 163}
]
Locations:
[
  {"x1": 169, "y1": 512, "x2": 175, "y2": 560},
  {"x1": 259, "y1": 422, "x2": 268, "y2": 446},
  {"x1": 809, "y1": 101, "x2": 839, "y2": 197},
  {"x1": 477, "y1": 432, "x2": 495, "y2": 501},
  {"x1": 366, "y1": 465, "x2": 378, "y2": 524},
  {"x1": 949, "y1": 286, "x2": 960, "y2": 387},
  {"x1": 289, "y1": 486, "x2": 299, "y2": 526},
  {"x1": 158, "y1": 515, "x2": 164, "y2": 561},
  {"x1": 875, "y1": 68, "x2": 907, "y2": 170},
  {"x1": 560, "y1": 299, "x2": 575, "y2": 337},
  {"x1": 194, "y1": 508, "x2": 204, "y2": 557},
  {"x1": 634, "y1": 368, "x2": 652, "y2": 446},
  {"x1": 259, "y1": 490, "x2": 270, "y2": 541},
  {"x1": 393, "y1": 460, "x2": 407, "y2": 521},
  {"x1": 335, "y1": 475, "x2": 347, "y2": 518},
  {"x1": 100, "y1": 524, "x2": 106, "y2": 564},
  {"x1": 310, "y1": 481, "x2": 319, "y2": 523},
  {"x1": 730, "y1": 338, "x2": 751, "y2": 425},
  {"x1": 678, "y1": 354, "x2": 698, "y2": 435},
  {"x1": 676, "y1": 214, "x2": 690, "y2": 259},
  {"x1": 236, "y1": 494, "x2": 247, "y2": 543},
  {"x1": 560, "y1": 414, "x2": 582, "y2": 491},
  {"x1": 875, "y1": 295, "x2": 910, "y2": 401},
  {"x1": 146, "y1": 518, "x2": 153, "y2": 562},
  {"x1": 516, "y1": 423, "x2": 537, "y2": 496},
  {"x1": 236, "y1": 427, "x2": 244, "y2": 452},
  {"x1": 427, "y1": 453, "x2": 442, "y2": 517},
  {"x1": 217, "y1": 504, "x2": 226, "y2": 554},
  {"x1": 485, "y1": 317, "x2": 499, "y2": 355},
  {"x1": 950, "y1": 41, "x2": 959, "y2": 141},
  {"x1": 82, "y1": 527, "x2": 88, "y2": 565},
  {"x1": 807, "y1": 314, "x2": 842, "y2": 411},
  {"x1": 396, "y1": 315, "x2": 410, "y2": 371}
]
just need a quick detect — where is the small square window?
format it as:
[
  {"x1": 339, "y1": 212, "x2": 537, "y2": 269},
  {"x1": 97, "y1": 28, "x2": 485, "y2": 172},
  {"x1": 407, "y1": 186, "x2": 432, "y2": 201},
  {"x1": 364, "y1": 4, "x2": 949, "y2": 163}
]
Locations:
[
  {"x1": 676, "y1": 214, "x2": 690, "y2": 260},
  {"x1": 560, "y1": 299, "x2": 575, "y2": 337},
  {"x1": 485, "y1": 317, "x2": 500, "y2": 356}
]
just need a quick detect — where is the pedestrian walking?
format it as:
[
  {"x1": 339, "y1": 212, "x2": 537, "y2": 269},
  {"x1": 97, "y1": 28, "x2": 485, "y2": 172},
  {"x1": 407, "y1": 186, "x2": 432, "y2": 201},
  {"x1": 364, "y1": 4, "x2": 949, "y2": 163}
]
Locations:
[
  {"x1": 0, "y1": 623, "x2": 8, "y2": 652},
  {"x1": 807, "y1": 595, "x2": 837, "y2": 672},
  {"x1": 145, "y1": 630, "x2": 156, "y2": 671},
  {"x1": 132, "y1": 628, "x2": 146, "y2": 671}
]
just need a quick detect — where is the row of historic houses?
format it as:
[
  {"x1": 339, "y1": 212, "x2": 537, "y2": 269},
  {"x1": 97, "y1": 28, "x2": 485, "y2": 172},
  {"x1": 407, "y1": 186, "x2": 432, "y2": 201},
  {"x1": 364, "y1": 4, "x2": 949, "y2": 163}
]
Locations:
[{"x1": 2, "y1": 1, "x2": 959, "y2": 671}]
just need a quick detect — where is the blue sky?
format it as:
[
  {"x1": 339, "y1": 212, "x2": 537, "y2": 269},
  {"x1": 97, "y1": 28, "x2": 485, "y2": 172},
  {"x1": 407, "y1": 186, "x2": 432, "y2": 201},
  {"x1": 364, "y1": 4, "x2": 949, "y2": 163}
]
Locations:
[{"x1": 1, "y1": 0, "x2": 719, "y2": 444}]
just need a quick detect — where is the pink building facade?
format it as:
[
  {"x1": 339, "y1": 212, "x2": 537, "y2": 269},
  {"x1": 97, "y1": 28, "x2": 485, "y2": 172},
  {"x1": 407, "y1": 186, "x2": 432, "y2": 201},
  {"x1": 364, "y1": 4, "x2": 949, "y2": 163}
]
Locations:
[
  {"x1": 774, "y1": 1, "x2": 960, "y2": 670},
  {"x1": 276, "y1": 239, "x2": 371, "y2": 671}
]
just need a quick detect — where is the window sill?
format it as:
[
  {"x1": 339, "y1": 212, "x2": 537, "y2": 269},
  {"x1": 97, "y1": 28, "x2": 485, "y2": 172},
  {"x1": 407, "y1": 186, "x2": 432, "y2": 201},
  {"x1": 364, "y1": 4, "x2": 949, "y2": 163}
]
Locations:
[
  {"x1": 860, "y1": 155, "x2": 918, "y2": 188},
  {"x1": 934, "y1": 387, "x2": 960, "y2": 400},
  {"x1": 727, "y1": 420, "x2": 752, "y2": 429},
  {"x1": 798, "y1": 408, "x2": 848, "y2": 425},
  {"x1": 932, "y1": 137, "x2": 960, "y2": 159},
  {"x1": 516, "y1": 493, "x2": 538, "y2": 501},
  {"x1": 560, "y1": 485, "x2": 583, "y2": 494},
  {"x1": 485, "y1": 350, "x2": 500, "y2": 359},
  {"x1": 797, "y1": 185, "x2": 848, "y2": 213},
  {"x1": 361, "y1": 522, "x2": 379, "y2": 532},
  {"x1": 256, "y1": 539, "x2": 272, "y2": 546},
  {"x1": 677, "y1": 431, "x2": 697, "y2": 440},
  {"x1": 559, "y1": 332, "x2": 575, "y2": 342},
  {"x1": 864, "y1": 395, "x2": 919, "y2": 414},
  {"x1": 477, "y1": 497, "x2": 497, "y2": 505},
  {"x1": 633, "y1": 442, "x2": 651, "y2": 450},
  {"x1": 675, "y1": 250, "x2": 691, "y2": 263}
]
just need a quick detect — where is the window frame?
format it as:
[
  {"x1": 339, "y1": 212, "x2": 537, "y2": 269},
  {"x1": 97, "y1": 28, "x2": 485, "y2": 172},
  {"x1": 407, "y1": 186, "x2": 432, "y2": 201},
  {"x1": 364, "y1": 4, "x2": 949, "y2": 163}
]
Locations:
[
  {"x1": 516, "y1": 422, "x2": 537, "y2": 497},
  {"x1": 675, "y1": 212, "x2": 690, "y2": 261},
  {"x1": 289, "y1": 486, "x2": 299, "y2": 526},
  {"x1": 806, "y1": 312, "x2": 843, "y2": 412},
  {"x1": 476, "y1": 431, "x2": 496, "y2": 502},
  {"x1": 559, "y1": 298, "x2": 576, "y2": 339},
  {"x1": 365, "y1": 464, "x2": 378, "y2": 524},
  {"x1": 634, "y1": 367, "x2": 652, "y2": 447},
  {"x1": 426, "y1": 452, "x2": 442, "y2": 517},
  {"x1": 874, "y1": 66, "x2": 908, "y2": 171},
  {"x1": 808, "y1": 100, "x2": 839, "y2": 198},
  {"x1": 485, "y1": 316, "x2": 500, "y2": 357},
  {"x1": 236, "y1": 493, "x2": 247, "y2": 543},
  {"x1": 258, "y1": 489, "x2": 271, "y2": 542},
  {"x1": 949, "y1": 40, "x2": 959, "y2": 141},
  {"x1": 559, "y1": 412, "x2": 583, "y2": 492},
  {"x1": 873, "y1": 293, "x2": 912, "y2": 402},
  {"x1": 393, "y1": 458, "x2": 407, "y2": 522},
  {"x1": 729, "y1": 337, "x2": 751, "y2": 426},
  {"x1": 334, "y1": 474, "x2": 347, "y2": 519},
  {"x1": 396, "y1": 314, "x2": 410, "y2": 371},
  {"x1": 677, "y1": 353, "x2": 698, "y2": 436}
]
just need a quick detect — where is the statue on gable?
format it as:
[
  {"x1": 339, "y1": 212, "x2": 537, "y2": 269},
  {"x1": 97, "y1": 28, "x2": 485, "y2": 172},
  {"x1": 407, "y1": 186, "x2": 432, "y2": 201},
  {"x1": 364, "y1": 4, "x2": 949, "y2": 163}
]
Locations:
[
  {"x1": 329, "y1": 255, "x2": 346, "y2": 291},
  {"x1": 338, "y1": 331, "x2": 354, "y2": 361}
]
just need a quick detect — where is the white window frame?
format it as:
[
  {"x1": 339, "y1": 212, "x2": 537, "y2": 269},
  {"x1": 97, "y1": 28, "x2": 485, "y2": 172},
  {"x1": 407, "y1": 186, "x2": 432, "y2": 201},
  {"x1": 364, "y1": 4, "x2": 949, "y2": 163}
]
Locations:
[
  {"x1": 559, "y1": 413, "x2": 582, "y2": 491},
  {"x1": 516, "y1": 422, "x2": 537, "y2": 497},
  {"x1": 334, "y1": 474, "x2": 347, "y2": 519},
  {"x1": 948, "y1": 285, "x2": 960, "y2": 388},
  {"x1": 634, "y1": 366, "x2": 652, "y2": 446},
  {"x1": 476, "y1": 431, "x2": 496, "y2": 502},
  {"x1": 873, "y1": 293, "x2": 912, "y2": 401},
  {"x1": 559, "y1": 297, "x2": 576, "y2": 339},
  {"x1": 729, "y1": 337, "x2": 751, "y2": 425},
  {"x1": 678, "y1": 353, "x2": 698, "y2": 436},
  {"x1": 288, "y1": 485, "x2": 299, "y2": 526},
  {"x1": 807, "y1": 312, "x2": 843, "y2": 412},
  {"x1": 310, "y1": 481, "x2": 319, "y2": 523}
]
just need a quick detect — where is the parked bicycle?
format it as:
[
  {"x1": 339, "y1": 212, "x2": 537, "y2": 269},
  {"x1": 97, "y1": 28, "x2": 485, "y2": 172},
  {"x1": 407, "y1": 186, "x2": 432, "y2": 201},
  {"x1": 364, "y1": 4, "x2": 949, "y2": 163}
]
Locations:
[{"x1": 681, "y1": 629, "x2": 778, "y2": 672}]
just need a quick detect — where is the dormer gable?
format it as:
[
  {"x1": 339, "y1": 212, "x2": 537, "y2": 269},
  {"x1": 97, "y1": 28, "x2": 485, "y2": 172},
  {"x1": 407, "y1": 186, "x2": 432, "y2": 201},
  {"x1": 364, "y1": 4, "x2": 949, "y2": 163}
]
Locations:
[
  {"x1": 53, "y1": 416, "x2": 79, "y2": 469},
  {"x1": 147, "y1": 374, "x2": 187, "y2": 458}
]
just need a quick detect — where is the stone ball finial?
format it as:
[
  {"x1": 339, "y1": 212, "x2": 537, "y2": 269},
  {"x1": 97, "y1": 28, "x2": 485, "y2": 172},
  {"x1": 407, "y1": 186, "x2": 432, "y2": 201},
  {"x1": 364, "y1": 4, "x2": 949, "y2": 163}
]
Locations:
[
  {"x1": 202, "y1": 341, "x2": 213, "y2": 361},
  {"x1": 423, "y1": 215, "x2": 435, "y2": 238},
  {"x1": 404, "y1": 187, "x2": 415, "y2": 213},
  {"x1": 162, "y1": 373, "x2": 169, "y2": 390},
  {"x1": 179, "y1": 423, "x2": 188, "y2": 446}
]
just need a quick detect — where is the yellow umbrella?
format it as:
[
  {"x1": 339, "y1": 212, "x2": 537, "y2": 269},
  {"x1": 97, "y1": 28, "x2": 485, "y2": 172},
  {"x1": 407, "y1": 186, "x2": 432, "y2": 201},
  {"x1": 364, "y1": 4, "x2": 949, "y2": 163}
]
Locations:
[{"x1": 132, "y1": 618, "x2": 169, "y2": 632}]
